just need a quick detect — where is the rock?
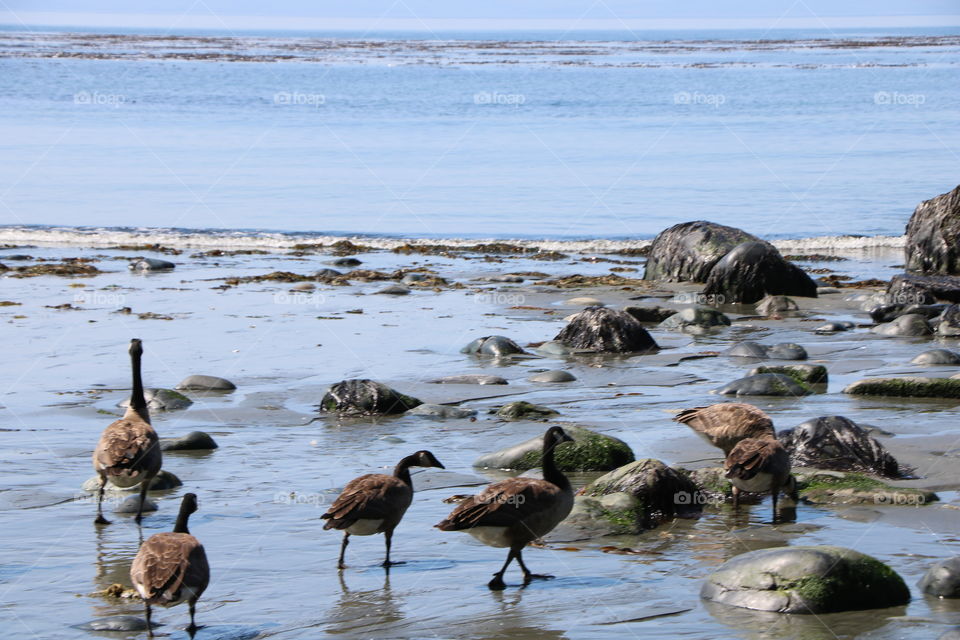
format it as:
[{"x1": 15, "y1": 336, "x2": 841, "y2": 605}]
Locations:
[
  {"x1": 815, "y1": 321, "x2": 854, "y2": 333},
  {"x1": 643, "y1": 221, "x2": 761, "y2": 283},
  {"x1": 911, "y1": 349, "x2": 960, "y2": 365},
  {"x1": 428, "y1": 374, "x2": 507, "y2": 385},
  {"x1": 795, "y1": 470, "x2": 936, "y2": 506},
  {"x1": 291, "y1": 282, "x2": 315, "y2": 291},
  {"x1": 129, "y1": 258, "x2": 175, "y2": 271},
  {"x1": 474, "y1": 425, "x2": 633, "y2": 471},
  {"x1": 406, "y1": 404, "x2": 477, "y2": 419},
  {"x1": 75, "y1": 616, "x2": 152, "y2": 632},
  {"x1": 844, "y1": 376, "x2": 960, "y2": 399},
  {"x1": 314, "y1": 268, "x2": 342, "y2": 277},
  {"x1": 495, "y1": 401, "x2": 559, "y2": 421},
  {"x1": 749, "y1": 364, "x2": 827, "y2": 385},
  {"x1": 528, "y1": 370, "x2": 577, "y2": 383},
  {"x1": 766, "y1": 343, "x2": 808, "y2": 360},
  {"x1": 919, "y1": 557, "x2": 960, "y2": 597},
  {"x1": 461, "y1": 335, "x2": 526, "y2": 357},
  {"x1": 376, "y1": 284, "x2": 410, "y2": 295},
  {"x1": 118, "y1": 388, "x2": 193, "y2": 411},
  {"x1": 554, "y1": 306, "x2": 658, "y2": 353},
  {"x1": 114, "y1": 494, "x2": 158, "y2": 514},
  {"x1": 940, "y1": 630, "x2": 960, "y2": 640},
  {"x1": 487, "y1": 274, "x2": 524, "y2": 283},
  {"x1": 756, "y1": 295, "x2": 799, "y2": 315},
  {"x1": 871, "y1": 313, "x2": 933, "y2": 336},
  {"x1": 701, "y1": 546, "x2": 910, "y2": 613},
  {"x1": 534, "y1": 340, "x2": 577, "y2": 356},
  {"x1": 623, "y1": 305, "x2": 677, "y2": 323},
  {"x1": 778, "y1": 416, "x2": 900, "y2": 477},
  {"x1": 82, "y1": 470, "x2": 183, "y2": 493},
  {"x1": 582, "y1": 459, "x2": 702, "y2": 529},
  {"x1": 160, "y1": 431, "x2": 218, "y2": 451},
  {"x1": 886, "y1": 273, "x2": 960, "y2": 305},
  {"x1": 560, "y1": 492, "x2": 646, "y2": 536},
  {"x1": 937, "y1": 304, "x2": 960, "y2": 336},
  {"x1": 905, "y1": 184, "x2": 960, "y2": 274},
  {"x1": 658, "y1": 307, "x2": 731, "y2": 335},
  {"x1": 175, "y1": 374, "x2": 236, "y2": 391},
  {"x1": 567, "y1": 296, "x2": 604, "y2": 306},
  {"x1": 320, "y1": 379, "x2": 422, "y2": 415},
  {"x1": 715, "y1": 373, "x2": 812, "y2": 397},
  {"x1": 702, "y1": 241, "x2": 818, "y2": 304},
  {"x1": 328, "y1": 257, "x2": 361, "y2": 267},
  {"x1": 686, "y1": 467, "x2": 736, "y2": 504},
  {"x1": 726, "y1": 342, "x2": 770, "y2": 358}
]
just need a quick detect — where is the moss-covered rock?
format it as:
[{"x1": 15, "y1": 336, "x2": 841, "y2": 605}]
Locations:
[
  {"x1": 582, "y1": 459, "x2": 701, "y2": 529},
  {"x1": 715, "y1": 373, "x2": 813, "y2": 397},
  {"x1": 843, "y1": 376, "x2": 960, "y2": 399},
  {"x1": 560, "y1": 492, "x2": 646, "y2": 536},
  {"x1": 795, "y1": 470, "x2": 937, "y2": 506},
  {"x1": 658, "y1": 306, "x2": 731, "y2": 335},
  {"x1": 750, "y1": 364, "x2": 828, "y2": 385},
  {"x1": 473, "y1": 425, "x2": 633, "y2": 471},
  {"x1": 701, "y1": 546, "x2": 911, "y2": 613},
  {"x1": 494, "y1": 401, "x2": 559, "y2": 421},
  {"x1": 320, "y1": 379, "x2": 422, "y2": 416}
]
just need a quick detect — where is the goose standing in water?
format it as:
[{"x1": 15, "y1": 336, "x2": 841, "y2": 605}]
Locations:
[
  {"x1": 674, "y1": 402, "x2": 775, "y2": 456},
  {"x1": 130, "y1": 493, "x2": 209, "y2": 638},
  {"x1": 322, "y1": 450, "x2": 445, "y2": 569},
  {"x1": 724, "y1": 436, "x2": 798, "y2": 521},
  {"x1": 92, "y1": 339, "x2": 161, "y2": 524},
  {"x1": 436, "y1": 426, "x2": 574, "y2": 590}
]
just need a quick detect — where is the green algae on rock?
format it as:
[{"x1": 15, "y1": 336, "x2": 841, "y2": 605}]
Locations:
[
  {"x1": 583, "y1": 459, "x2": 701, "y2": 529},
  {"x1": 843, "y1": 376, "x2": 960, "y2": 399},
  {"x1": 795, "y1": 470, "x2": 937, "y2": 506},
  {"x1": 749, "y1": 364, "x2": 828, "y2": 385},
  {"x1": 474, "y1": 425, "x2": 633, "y2": 471}
]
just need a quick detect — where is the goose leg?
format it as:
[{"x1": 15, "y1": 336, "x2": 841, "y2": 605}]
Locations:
[
  {"x1": 187, "y1": 596, "x2": 199, "y2": 634},
  {"x1": 517, "y1": 548, "x2": 554, "y2": 583},
  {"x1": 381, "y1": 529, "x2": 405, "y2": 567},
  {"x1": 771, "y1": 486, "x2": 779, "y2": 523},
  {"x1": 489, "y1": 548, "x2": 517, "y2": 590},
  {"x1": 338, "y1": 533, "x2": 350, "y2": 570},
  {"x1": 134, "y1": 481, "x2": 149, "y2": 525},
  {"x1": 731, "y1": 485, "x2": 741, "y2": 510},
  {"x1": 94, "y1": 476, "x2": 111, "y2": 525},
  {"x1": 144, "y1": 602, "x2": 153, "y2": 639}
]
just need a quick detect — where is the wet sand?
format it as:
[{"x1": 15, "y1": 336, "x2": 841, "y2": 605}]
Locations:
[{"x1": 1, "y1": 241, "x2": 960, "y2": 639}]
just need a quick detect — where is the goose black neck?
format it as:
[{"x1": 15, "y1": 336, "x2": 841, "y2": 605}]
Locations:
[
  {"x1": 173, "y1": 503, "x2": 192, "y2": 534},
  {"x1": 542, "y1": 437, "x2": 570, "y2": 490},
  {"x1": 129, "y1": 347, "x2": 149, "y2": 422},
  {"x1": 393, "y1": 454, "x2": 418, "y2": 487}
]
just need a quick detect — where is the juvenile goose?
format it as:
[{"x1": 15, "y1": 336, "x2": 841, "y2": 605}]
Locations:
[
  {"x1": 322, "y1": 450, "x2": 445, "y2": 569},
  {"x1": 130, "y1": 493, "x2": 209, "y2": 638},
  {"x1": 93, "y1": 339, "x2": 161, "y2": 524},
  {"x1": 724, "y1": 436, "x2": 798, "y2": 521},
  {"x1": 436, "y1": 426, "x2": 574, "y2": 590},
  {"x1": 674, "y1": 402, "x2": 774, "y2": 456}
]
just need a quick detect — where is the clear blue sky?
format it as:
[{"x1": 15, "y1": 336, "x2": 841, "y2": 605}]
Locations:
[{"x1": 2, "y1": 0, "x2": 959, "y2": 30}]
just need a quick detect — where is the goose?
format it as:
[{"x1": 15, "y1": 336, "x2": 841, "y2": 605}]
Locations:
[
  {"x1": 674, "y1": 402, "x2": 774, "y2": 456},
  {"x1": 92, "y1": 339, "x2": 161, "y2": 524},
  {"x1": 724, "y1": 436, "x2": 798, "y2": 521},
  {"x1": 130, "y1": 493, "x2": 209, "y2": 638},
  {"x1": 436, "y1": 426, "x2": 574, "y2": 590},
  {"x1": 322, "y1": 450, "x2": 445, "y2": 569}
]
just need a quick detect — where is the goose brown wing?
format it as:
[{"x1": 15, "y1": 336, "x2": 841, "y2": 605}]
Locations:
[
  {"x1": 675, "y1": 403, "x2": 772, "y2": 435},
  {"x1": 131, "y1": 533, "x2": 208, "y2": 604},
  {"x1": 725, "y1": 438, "x2": 780, "y2": 480},
  {"x1": 321, "y1": 474, "x2": 410, "y2": 529},
  {"x1": 94, "y1": 418, "x2": 159, "y2": 473},
  {"x1": 435, "y1": 478, "x2": 562, "y2": 531}
]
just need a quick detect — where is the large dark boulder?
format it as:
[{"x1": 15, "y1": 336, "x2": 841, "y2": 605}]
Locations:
[
  {"x1": 778, "y1": 416, "x2": 900, "y2": 477},
  {"x1": 886, "y1": 273, "x2": 960, "y2": 305},
  {"x1": 554, "y1": 306, "x2": 658, "y2": 353},
  {"x1": 643, "y1": 221, "x2": 760, "y2": 283},
  {"x1": 320, "y1": 379, "x2": 422, "y2": 416},
  {"x1": 702, "y1": 241, "x2": 818, "y2": 304},
  {"x1": 905, "y1": 184, "x2": 960, "y2": 274}
]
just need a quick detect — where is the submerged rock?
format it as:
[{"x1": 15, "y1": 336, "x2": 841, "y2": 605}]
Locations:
[
  {"x1": 461, "y1": 335, "x2": 526, "y2": 357},
  {"x1": 905, "y1": 183, "x2": 960, "y2": 274},
  {"x1": 716, "y1": 373, "x2": 812, "y2": 397},
  {"x1": 778, "y1": 416, "x2": 900, "y2": 477},
  {"x1": 82, "y1": 470, "x2": 183, "y2": 493},
  {"x1": 118, "y1": 388, "x2": 193, "y2": 412},
  {"x1": 175, "y1": 374, "x2": 236, "y2": 391},
  {"x1": 871, "y1": 313, "x2": 933, "y2": 336},
  {"x1": 582, "y1": 459, "x2": 702, "y2": 529},
  {"x1": 749, "y1": 364, "x2": 827, "y2": 385},
  {"x1": 623, "y1": 305, "x2": 677, "y2": 323},
  {"x1": 114, "y1": 494, "x2": 158, "y2": 514},
  {"x1": 701, "y1": 546, "x2": 910, "y2": 613},
  {"x1": 75, "y1": 616, "x2": 152, "y2": 632},
  {"x1": 815, "y1": 321, "x2": 854, "y2": 333},
  {"x1": 658, "y1": 306, "x2": 731, "y2": 334},
  {"x1": 528, "y1": 370, "x2": 577, "y2": 383},
  {"x1": 643, "y1": 220, "x2": 760, "y2": 283},
  {"x1": 725, "y1": 342, "x2": 769, "y2": 358},
  {"x1": 129, "y1": 258, "x2": 175, "y2": 272},
  {"x1": 702, "y1": 241, "x2": 818, "y2": 304},
  {"x1": 474, "y1": 425, "x2": 633, "y2": 471},
  {"x1": 495, "y1": 401, "x2": 559, "y2": 421},
  {"x1": 756, "y1": 295, "x2": 799, "y2": 315},
  {"x1": 428, "y1": 374, "x2": 508, "y2": 385},
  {"x1": 320, "y1": 379, "x2": 422, "y2": 416},
  {"x1": 911, "y1": 349, "x2": 960, "y2": 365},
  {"x1": 160, "y1": 431, "x2": 218, "y2": 451},
  {"x1": 919, "y1": 557, "x2": 960, "y2": 597},
  {"x1": 554, "y1": 306, "x2": 659, "y2": 353},
  {"x1": 725, "y1": 342, "x2": 808, "y2": 361},
  {"x1": 406, "y1": 404, "x2": 477, "y2": 419},
  {"x1": 844, "y1": 376, "x2": 960, "y2": 399},
  {"x1": 795, "y1": 470, "x2": 934, "y2": 505},
  {"x1": 376, "y1": 284, "x2": 411, "y2": 295}
]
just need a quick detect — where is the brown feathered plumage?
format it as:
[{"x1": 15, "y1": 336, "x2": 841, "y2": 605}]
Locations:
[
  {"x1": 674, "y1": 402, "x2": 774, "y2": 455},
  {"x1": 724, "y1": 436, "x2": 797, "y2": 521}
]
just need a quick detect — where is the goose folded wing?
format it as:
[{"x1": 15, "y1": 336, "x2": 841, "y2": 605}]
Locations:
[
  {"x1": 132, "y1": 533, "x2": 205, "y2": 602},
  {"x1": 439, "y1": 478, "x2": 561, "y2": 529},
  {"x1": 725, "y1": 439, "x2": 776, "y2": 479},
  {"x1": 322, "y1": 475, "x2": 406, "y2": 526},
  {"x1": 96, "y1": 420, "x2": 158, "y2": 469}
]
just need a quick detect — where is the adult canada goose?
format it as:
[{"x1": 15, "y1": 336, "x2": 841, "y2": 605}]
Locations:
[
  {"x1": 130, "y1": 493, "x2": 209, "y2": 638},
  {"x1": 724, "y1": 436, "x2": 798, "y2": 521},
  {"x1": 436, "y1": 426, "x2": 574, "y2": 590},
  {"x1": 674, "y1": 402, "x2": 774, "y2": 456},
  {"x1": 322, "y1": 450, "x2": 445, "y2": 569},
  {"x1": 92, "y1": 339, "x2": 161, "y2": 524}
]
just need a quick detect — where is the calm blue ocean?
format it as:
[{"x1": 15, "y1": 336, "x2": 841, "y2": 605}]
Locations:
[{"x1": 0, "y1": 26, "x2": 958, "y2": 243}]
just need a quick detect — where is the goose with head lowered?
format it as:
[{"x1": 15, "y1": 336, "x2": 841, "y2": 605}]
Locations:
[
  {"x1": 724, "y1": 436, "x2": 798, "y2": 522},
  {"x1": 322, "y1": 450, "x2": 445, "y2": 569},
  {"x1": 130, "y1": 493, "x2": 210, "y2": 638},
  {"x1": 92, "y1": 338, "x2": 161, "y2": 524},
  {"x1": 436, "y1": 426, "x2": 575, "y2": 590}
]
